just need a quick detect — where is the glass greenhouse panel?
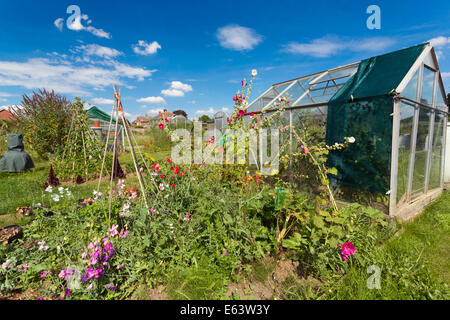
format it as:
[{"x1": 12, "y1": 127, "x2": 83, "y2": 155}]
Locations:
[
  {"x1": 397, "y1": 103, "x2": 415, "y2": 204},
  {"x1": 401, "y1": 69, "x2": 419, "y2": 100},
  {"x1": 436, "y1": 84, "x2": 447, "y2": 111},
  {"x1": 428, "y1": 112, "x2": 445, "y2": 190},
  {"x1": 421, "y1": 67, "x2": 435, "y2": 106},
  {"x1": 411, "y1": 107, "x2": 432, "y2": 196}
]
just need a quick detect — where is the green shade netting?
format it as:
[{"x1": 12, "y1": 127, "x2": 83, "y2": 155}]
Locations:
[
  {"x1": 87, "y1": 106, "x2": 118, "y2": 124},
  {"x1": 326, "y1": 44, "x2": 426, "y2": 193}
]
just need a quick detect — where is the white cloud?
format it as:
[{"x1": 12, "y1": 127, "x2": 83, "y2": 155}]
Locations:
[
  {"x1": 161, "y1": 89, "x2": 184, "y2": 97},
  {"x1": 54, "y1": 18, "x2": 64, "y2": 32},
  {"x1": 133, "y1": 40, "x2": 161, "y2": 55},
  {"x1": 0, "y1": 56, "x2": 155, "y2": 96},
  {"x1": 216, "y1": 24, "x2": 262, "y2": 51},
  {"x1": 195, "y1": 107, "x2": 229, "y2": 116},
  {"x1": 91, "y1": 97, "x2": 114, "y2": 105},
  {"x1": 147, "y1": 108, "x2": 164, "y2": 115},
  {"x1": 283, "y1": 36, "x2": 395, "y2": 58},
  {"x1": 161, "y1": 81, "x2": 192, "y2": 97},
  {"x1": 428, "y1": 36, "x2": 450, "y2": 47},
  {"x1": 136, "y1": 96, "x2": 166, "y2": 104},
  {"x1": 0, "y1": 104, "x2": 22, "y2": 112},
  {"x1": 75, "y1": 44, "x2": 123, "y2": 59},
  {"x1": 170, "y1": 81, "x2": 192, "y2": 92}
]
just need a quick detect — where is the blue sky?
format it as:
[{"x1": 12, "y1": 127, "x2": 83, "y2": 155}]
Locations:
[{"x1": 0, "y1": 0, "x2": 449, "y2": 120}]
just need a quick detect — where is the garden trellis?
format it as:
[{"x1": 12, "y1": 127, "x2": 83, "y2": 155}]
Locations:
[
  {"x1": 97, "y1": 85, "x2": 150, "y2": 229},
  {"x1": 216, "y1": 43, "x2": 449, "y2": 219},
  {"x1": 57, "y1": 100, "x2": 105, "y2": 182}
]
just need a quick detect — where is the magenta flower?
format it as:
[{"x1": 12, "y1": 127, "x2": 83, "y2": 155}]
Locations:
[
  {"x1": 300, "y1": 145, "x2": 308, "y2": 153},
  {"x1": 184, "y1": 213, "x2": 191, "y2": 222},
  {"x1": 338, "y1": 241, "x2": 355, "y2": 262}
]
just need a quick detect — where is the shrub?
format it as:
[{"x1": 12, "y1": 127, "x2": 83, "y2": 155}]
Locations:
[{"x1": 13, "y1": 89, "x2": 72, "y2": 159}]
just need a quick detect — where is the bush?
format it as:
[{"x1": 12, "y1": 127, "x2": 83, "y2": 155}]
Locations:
[{"x1": 13, "y1": 89, "x2": 72, "y2": 159}]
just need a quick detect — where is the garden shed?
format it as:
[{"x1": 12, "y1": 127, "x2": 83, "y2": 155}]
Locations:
[{"x1": 221, "y1": 43, "x2": 449, "y2": 219}]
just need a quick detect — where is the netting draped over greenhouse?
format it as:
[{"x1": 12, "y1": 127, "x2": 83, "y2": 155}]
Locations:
[{"x1": 326, "y1": 44, "x2": 427, "y2": 193}]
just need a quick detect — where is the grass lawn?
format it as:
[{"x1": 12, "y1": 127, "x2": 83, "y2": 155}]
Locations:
[
  {"x1": 0, "y1": 147, "x2": 171, "y2": 227},
  {"x1": 320, "y1": 190, "x2": 449, "y2": 299}
]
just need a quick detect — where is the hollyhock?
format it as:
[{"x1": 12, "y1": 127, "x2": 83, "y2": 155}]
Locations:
[{"x1": 158, "y1": 123, "x2": 164, "y2": 129}]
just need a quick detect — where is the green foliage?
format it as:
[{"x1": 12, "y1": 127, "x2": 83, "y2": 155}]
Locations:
[
  {"x1": 13, "y1": 89, "x2": 72, "y2": 159},
  {"x1": 198, "y1": 114, "x2": 211, "y2": 122},
  {"x1": 51, "y1": 97, "x2": 107, "y2": 181}
]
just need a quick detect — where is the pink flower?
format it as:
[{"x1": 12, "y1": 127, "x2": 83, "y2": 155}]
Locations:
[
  {"x1": 139, "y1": 167, "x2": 144, "y2": 173},
  {"x1": 119, "y1": 229, "x2": 129, "y2": 238},
  {"x1": 131, "y1": 192, "x2": 138, "y2": 199},
  {"x1": 21, "y1": 264, "x2": 29, "y2": 271},
  {"x1": 116, "y1": 263, "x2": 124, "y2": 270},
  {"x1": 117, "y1": 179, "x2": 125, "y2": 191},
  {"x1": 338, "y1": 241, "x2": 355, "y2": 262},
  {"x1": 300, "y1": 145, "x2": 308, "y2": 153},
  {"x1": 109, "y1": 224, "x2": 119, "y2": 237},
  {"x1": 184, "y1": 213, "x2": 191, "y2": 222}
]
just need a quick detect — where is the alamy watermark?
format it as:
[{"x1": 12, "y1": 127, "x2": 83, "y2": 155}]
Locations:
[{"x1": 171, "y1": 122, "x2": 279, "y2": 175}]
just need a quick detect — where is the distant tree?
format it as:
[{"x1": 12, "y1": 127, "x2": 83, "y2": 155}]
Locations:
[
  {"x1": 198, "y1": 114, "x2": 212, "y2": 122},
  {"x1": 173, "y1": 110, "x2": 188, "y2": 118},
  {"x1": 13, "y1": 89, "x2": 72, "y2": 159}
]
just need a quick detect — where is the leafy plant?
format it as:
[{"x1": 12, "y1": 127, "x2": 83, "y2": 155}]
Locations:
[{"x1": 13, "y1": 89, "x2": 72, "y2": 159}]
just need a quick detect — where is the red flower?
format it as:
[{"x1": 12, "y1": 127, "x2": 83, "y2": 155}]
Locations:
[
  {"x1": 160, "y1": 175, "x2": 164, "y2": 179},
  {"x1": 254, "y1": 177, "x2": 260, "y2": 182},
  {"x1": 171, "y1": 184, "x2": 175, "y2": 188},
  {"x1": 158, "y1": 123, "x2": 164, "y2": 129},
  {"x1": 167, "y1": 158, "x2": 172, "y2": 163},
  {"x1": 165, "y1": 118, "x2": 169, "y2": 123},
  {"x1": 171, "y1": 176, "x2": 174, "y2": 179},
  {"x1": 250, "y1": 112, "x2": 255, "y2": 117}
]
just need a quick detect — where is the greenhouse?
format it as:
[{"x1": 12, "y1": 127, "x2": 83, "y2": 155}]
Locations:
[{"x1": 215, "y1": 43, "x2": 449, "y2": 219}]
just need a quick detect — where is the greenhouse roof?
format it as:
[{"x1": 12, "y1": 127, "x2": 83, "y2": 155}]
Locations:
[
  {"x1": 87, "y1": 106, "x2": 119, "y2": 124},
  {"x1": 247, "y1": 43, "x2": 448, "y2": 114}
]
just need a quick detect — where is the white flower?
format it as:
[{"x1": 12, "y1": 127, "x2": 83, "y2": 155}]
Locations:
[
  {"x1": 51, "y1": 194, "x2": 60, "y2": 202},
  {"x1": 45, "y1": 186, "x2": 53, "y2": 193},
  {"x1": 348, "y1": 136, "x2": 355, "y2": 143},
  {"x1": 93, "y1": 190, "x2": 98, "y2": 195},
  {"x1": 159, "y1": 183, "x2": 165, "y2": 191},
  {"x1": 58, "y1": 187, "x2": 64, "y2": 194},
  {"x1": 251, "y1": 69, "x2": 258, "y2": 77}
]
